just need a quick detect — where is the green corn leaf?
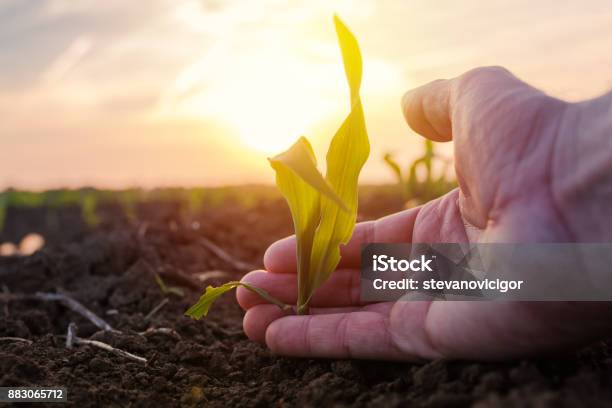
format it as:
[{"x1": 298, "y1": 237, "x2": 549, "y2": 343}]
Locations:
[
  {"x1": 269, "y1": 136, "x2": 345, "y2": 313},
  {"x1": 271, "y1": 16, "x2": 369, "y2": 313},
  {"x1": 334, "y1": 14, "x2": 361, "y2": 105},
  {"x1": 154, "y1": 273, "x2": 185, "y2": 298},
  {"x1": 383, "y1": 153, "x2": 403, "y2": 184},
  {"x1": 185, "y1": 15, "x2": 369, "y2": 318},
  {"x1": 307, "y1": 15, "x2": 369, "y2": 296},
  {"x1": 185, "y1": 281, "x2": 290, "y2": 319},
  {"x1": 269, "y1": 137, "x2": 347, "y2": 212}
]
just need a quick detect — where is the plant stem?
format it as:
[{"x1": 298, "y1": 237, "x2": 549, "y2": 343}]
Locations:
[{"x1": 297, "y1": 303, "x2": 309, "y2": 315}]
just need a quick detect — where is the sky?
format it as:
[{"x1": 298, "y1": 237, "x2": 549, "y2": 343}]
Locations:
[{"x1": 1, "y1": 0, "x2": 611, "y2": 189}]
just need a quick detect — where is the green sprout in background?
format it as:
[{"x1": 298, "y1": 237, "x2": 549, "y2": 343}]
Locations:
[
  {"x1": 186, "y1": 15, "x2": 369, "y2": 318},
  {"x1": 0, "y1": 192, "x2": 7, "y2": 232},
  {"x1": 81, "y1": 193, "x2": 101, "y2": 227},
  {"x1": 384, "y1": 139, "x2": 456, "y2": 206}
]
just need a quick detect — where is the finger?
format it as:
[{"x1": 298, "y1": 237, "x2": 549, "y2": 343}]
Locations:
[
  {"x1": 265, "y1": 312, "x2": 412, "y2": 360},
  {"x1": 402, "y1": 79, "x2": 452, "y2": 142},
  {"x1": 264, "y1": 207, "x2": 421, "y2": 274},
  {"x1": 242, "y1": 303, "x2": 394, "y2": 343},
  {"x1": 243, "y1": 304, "x2": 289, "y2": 343},
  {"x1": 237, "y1": 268, "x2": 362, "y2": 310},
  {"x1": 401, "y1": 66, "x2": 525, "y2": 142}
]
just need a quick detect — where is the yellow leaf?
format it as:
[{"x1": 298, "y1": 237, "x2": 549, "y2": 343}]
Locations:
[
  {"x1": 309, "y1": 16, "x2": 369, "y2": 293},
  {"x1": 185, "y1": 281, "x2": 290, "y2": 319},
  {"x1": 269, "y1": 137, "x2": 346, "y2": 307}
]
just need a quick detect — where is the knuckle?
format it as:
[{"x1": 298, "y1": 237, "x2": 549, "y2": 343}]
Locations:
[
  {"x1": 348, "y1": 271, "x2": 361, "y2": 306},
  {"x1": 455, "y1": 66, "x2": 511, "y2": 93},
  {"x1": 301, "y1": 316, "x2": 313, "y2": 354},
  {"x1": 335, "y1": 314, "x2": 352, "y2": 358}
]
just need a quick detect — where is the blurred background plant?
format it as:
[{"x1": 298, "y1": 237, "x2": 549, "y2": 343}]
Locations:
[{"x1": 384, "y1": 140, "x2": 457, "y2": 207}]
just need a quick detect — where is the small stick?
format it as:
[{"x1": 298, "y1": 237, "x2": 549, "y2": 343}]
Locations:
[
  {"x1": 199, "y1": 237, "x2": 256, "y2": 271},
  {"x1": 0, "y1": 292, "x2": 116, "y2": 332},
  {"x1": 66, "y1": 322, "x2": 77, "y2": 349},
  {"x1": 74, "y1": 337, "x2": 147, "y2": 364},
  {"x1": 195, "y1": 270, "x2": 231, "y2": 283},
  {"x1": 144, "y1": 298, "x2": 169, "y2": 321},
  {"x1": 138, "y1": 327, "x2": 182, "y2": 340},
  {"x1": 35, "y1": 292, "x2": 115, "y2": 332},
  {"x1": 0, "y1": 336, "x2": 33, "y2": 344}
]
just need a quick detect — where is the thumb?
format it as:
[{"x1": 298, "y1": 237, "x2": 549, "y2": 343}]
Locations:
[
  {"x1": 402, "y1": 78, "x2": 452, "y2": 142},
  {"x1": 401, "y1": 66, "x2": 528, "y2": 142}
]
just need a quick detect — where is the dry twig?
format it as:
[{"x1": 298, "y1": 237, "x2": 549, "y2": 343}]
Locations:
[
  {"x1": 0, "y1": 336, "x2": 32, "y2": 344},
  {"x1": 36, "y1": 292, "x2": 115, "y2": 332},
  {"x1": 74, "y1": 337, "x2": 147, "y2": 364},
  {"x1": 138, "y1": 327, "x2": 182, "y2": 340},
  {"x1": 0, "y1": 291, "x2": 116, "y2": 332},
  {"x1": 144, "y1": 298, "x2": 169, "y2": 321},
  {"x1": 65, "y1": 322, "x2": 77, "y2": 349},
  {"x1": 64, "y1": 322, "x2": 146, "y2": 363},
  {"x1": 199, "y1": 237, "x2": 255, "y2": 271}
]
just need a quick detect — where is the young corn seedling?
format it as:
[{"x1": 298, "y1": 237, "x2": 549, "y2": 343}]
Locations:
[
  {"x1": 185, "y1": 15, "x2": 369, "y2": 319},
  {"x1": 384, "y1": 140, "x2": 456, "y2": 205}
]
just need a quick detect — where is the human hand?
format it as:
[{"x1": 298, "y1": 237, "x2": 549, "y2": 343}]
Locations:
[{"x1": 237, "y1": 67, "x2": 612, "y2": 361}]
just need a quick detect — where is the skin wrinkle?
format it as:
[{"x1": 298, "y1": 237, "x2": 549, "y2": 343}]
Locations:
[
  {"x1": 450, "y1": 192, "x2": 471, "y2": 243},
  {"x1": 486, "y1": 94, "x2": 555, "y2": 233},
  {"x1": 404, "y1": 206, "x2": 421, "y2": 244},
  {"x1": 364, "y1": 219, "x2": 376, "y2": 244},
  {"x1": 484, "y1": 96, "x2": 547, "y2": 225},
  {"x1": 553, "y1": 96, "x2": 612, "y2": 241},
  {"x1": 431, "y1": 198, "x2": 445, "y2": 242},
  {"x1": 335, "y1": 313, "x2": 352, "y2": 358},
  {"x1": 412, "y1": 301, "x2": 443, "y2": 360},
  {"x1": 444, "y1": 192, "x2": 467, "y2": 242},
  {"x1": 423, "y1": 80, "x2": 451, "y2": 139},
  {"x1": 301, "y1": 315, "x2": 313, "y2": 355},
  {"x1": 456, "y1": 68, "x2": 536, "y2": 225},
  {"x1": 544, "y1": 101, "x2": 576, "y2": 242},
  {"x1": 348, "y1": 265, "x2": 360, "y2": 306},
  {"x1": 383, "y1": 314, "x2": 409, "y2": 360},
  {"x1": 453, "y1": 124, "x2": 489, "y2": 225},
  {"x1": 473, "y1": 95, "x2": 514, "y2": 223}
]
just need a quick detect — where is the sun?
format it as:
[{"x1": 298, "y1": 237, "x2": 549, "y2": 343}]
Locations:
[
  {"x1": 227, "y1": 69, "x2": 334, "y2": 154},
  {"x1": 163, "y1": 45, "x2": 342, "y2": 155},
  {"x1": 208, "y1": 56, "x2": 340, "y2": 155}
]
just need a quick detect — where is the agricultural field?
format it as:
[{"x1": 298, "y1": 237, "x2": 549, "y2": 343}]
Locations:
[
  {"x1": 3, "y1": 2, "x2": 612, "y2": 407},
  {"x1": 1, "y1": 186, "x2": 611, "y2": 407}
]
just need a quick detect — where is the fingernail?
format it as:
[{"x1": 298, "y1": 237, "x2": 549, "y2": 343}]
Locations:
[{"x1": 401, "y1": 90, "x2": 414, "y2": 110}]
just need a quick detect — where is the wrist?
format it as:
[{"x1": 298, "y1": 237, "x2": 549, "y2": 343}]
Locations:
[{"x1": 552, "y1": 91, "x2": 612, "y2": 241}]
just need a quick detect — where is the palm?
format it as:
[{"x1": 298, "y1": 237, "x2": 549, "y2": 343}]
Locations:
[{"x1": 237, "y1": 67, "x2": 612, "y2": 360}]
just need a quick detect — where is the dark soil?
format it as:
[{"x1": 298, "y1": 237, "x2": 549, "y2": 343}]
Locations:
[{"x1": 1, "y1": 188, "x2": 612, "y2": 407}]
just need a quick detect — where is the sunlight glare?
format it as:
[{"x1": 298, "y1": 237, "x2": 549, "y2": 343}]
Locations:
[{"x1": 161, "y1": 39, "x2": 342, "y2": 155}]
